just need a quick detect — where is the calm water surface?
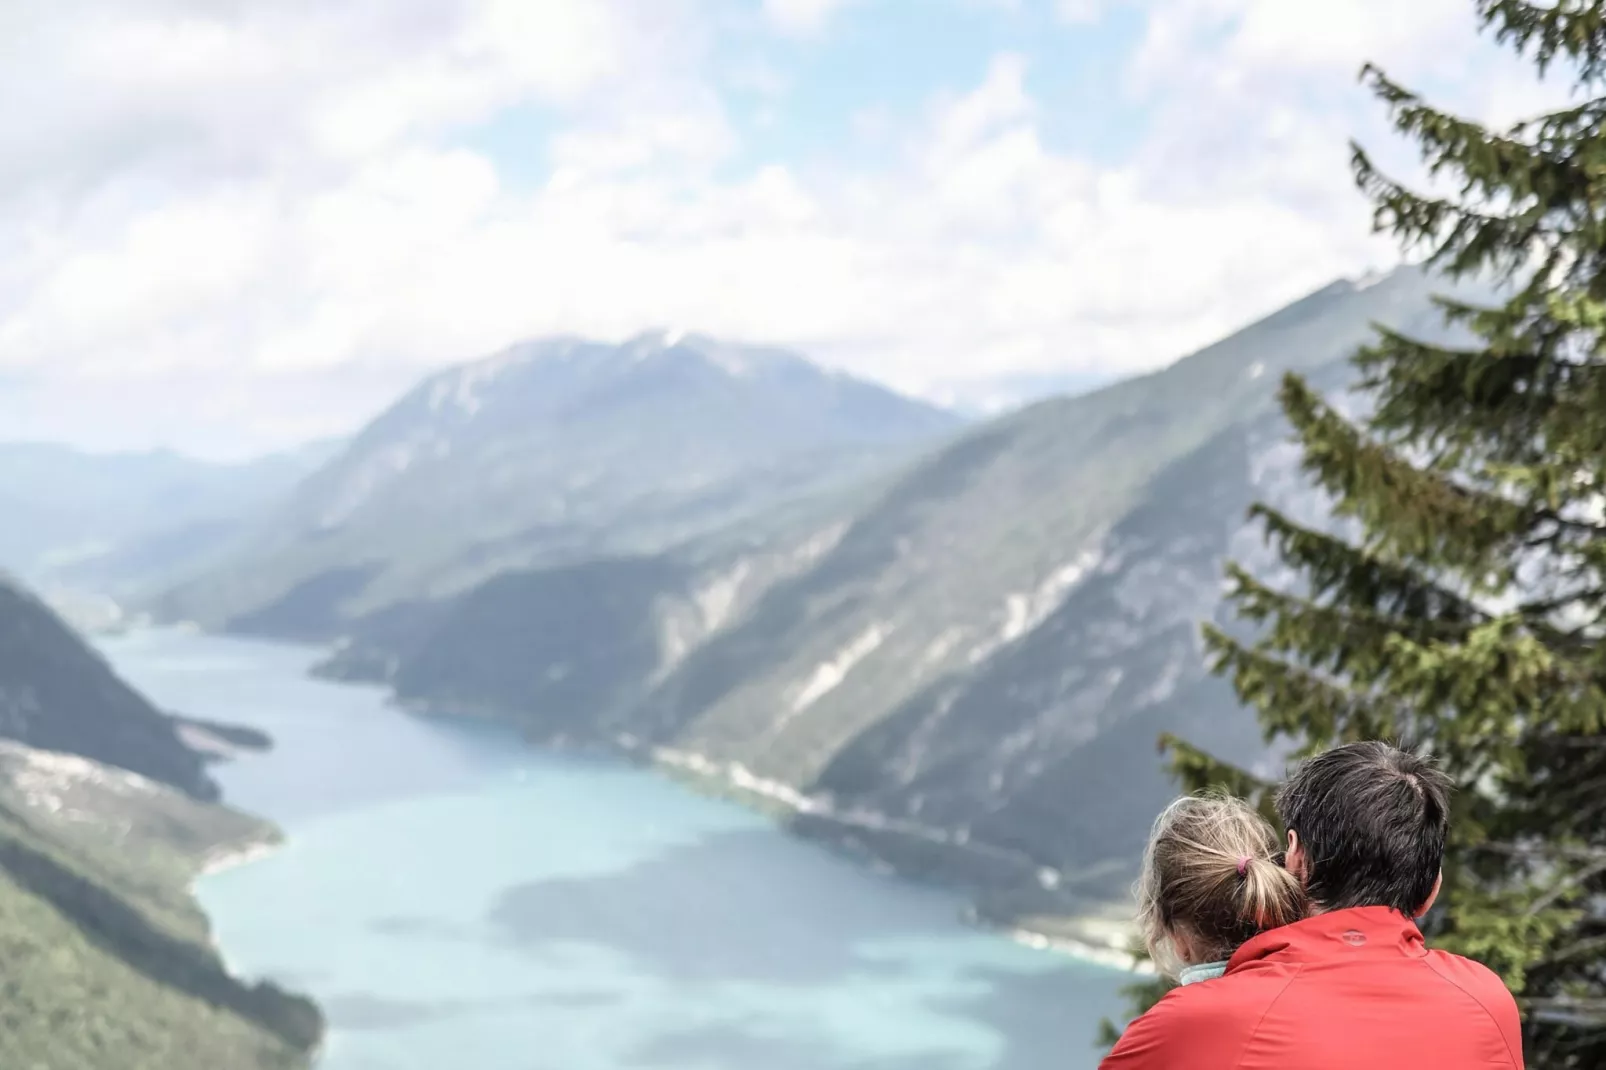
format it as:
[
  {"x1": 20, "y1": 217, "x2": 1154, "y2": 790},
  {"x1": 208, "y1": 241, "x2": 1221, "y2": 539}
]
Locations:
[{"x1": 98, "y1": 629, "x2": 1128, "y2": 1070}]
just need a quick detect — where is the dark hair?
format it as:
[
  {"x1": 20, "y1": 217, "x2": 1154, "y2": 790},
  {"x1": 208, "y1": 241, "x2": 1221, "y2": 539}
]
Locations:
[{"x1": 1275, "y1": 741, "x2": 1453, "y2": 915}]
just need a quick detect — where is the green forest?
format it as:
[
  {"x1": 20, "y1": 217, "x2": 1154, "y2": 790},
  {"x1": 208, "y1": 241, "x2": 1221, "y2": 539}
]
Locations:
[{"x1": 0, "y1": 787, "x2": 320, "y2": 1069}]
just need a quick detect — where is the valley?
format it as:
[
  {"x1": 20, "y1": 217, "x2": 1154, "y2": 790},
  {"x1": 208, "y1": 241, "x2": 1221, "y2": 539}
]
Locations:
[
  {"x1": 142, "y1": 266, "x2": 1462, "y2": 924},
  {"x1": 4, "y1": 2, "x2": 1586, "y2": 1063},
  {"x1": 0, "y1": 263, "x2": 1470, "y2": 1067}
]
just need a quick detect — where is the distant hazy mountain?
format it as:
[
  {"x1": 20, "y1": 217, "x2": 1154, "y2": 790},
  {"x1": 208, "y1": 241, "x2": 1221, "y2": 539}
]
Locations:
[
  {"x1": 155, "y1": 331, "x2": 963, "y2": 637},
  {"x1": 316, "y1": 267, "x2": 1464, "y2": 916},
  {"x1": 0, "y1": 438, "x2": 341, "y2": 596},
  {"x1": 939, "y1": 369, "x2": 1119, "y2": 417}
]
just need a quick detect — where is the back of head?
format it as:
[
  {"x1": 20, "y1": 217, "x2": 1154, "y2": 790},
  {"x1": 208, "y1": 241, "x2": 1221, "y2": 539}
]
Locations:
[
  {"x1": 1275, "y1": 740, "x2": 1452, "y2": 915},
  {"x1": 1136, "y1": 793, "x2": 1306, "y2": 977}
]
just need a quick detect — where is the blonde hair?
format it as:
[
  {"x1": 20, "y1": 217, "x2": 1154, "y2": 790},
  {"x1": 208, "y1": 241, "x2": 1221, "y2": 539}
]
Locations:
[{"x1": 1136, "y1": 792, "x2": 1306, "y2": 978}]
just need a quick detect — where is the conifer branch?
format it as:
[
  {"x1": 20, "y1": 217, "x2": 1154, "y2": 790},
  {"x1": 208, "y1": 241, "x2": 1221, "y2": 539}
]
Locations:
[
  {"x1": 1360, "y1": 63, "x2": 1593, "y2": 210},
  {"x1": 1280, "y1": 374, "x2": 1535, "y2": 582},
  {"x1": 1249, "y1": 505, "x2": 1488, "y2": 626},
  {"x1": 1351, "y1": 144, "x2": 1548, "y2": 280},
  {"x1": 1478, "y1": 0, "x2": 1606, "y2": 83}
]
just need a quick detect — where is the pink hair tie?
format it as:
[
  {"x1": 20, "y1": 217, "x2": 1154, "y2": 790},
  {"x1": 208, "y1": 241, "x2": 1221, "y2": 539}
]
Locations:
[{"x1": 1237, "y1": 857, "x2": 1250, "y2": 877}]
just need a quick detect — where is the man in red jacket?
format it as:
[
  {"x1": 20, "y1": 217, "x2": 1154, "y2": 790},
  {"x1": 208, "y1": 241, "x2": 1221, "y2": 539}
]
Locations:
[{"x1": 1102, "y1": 741, "x2": 1524, "y2": 1069}]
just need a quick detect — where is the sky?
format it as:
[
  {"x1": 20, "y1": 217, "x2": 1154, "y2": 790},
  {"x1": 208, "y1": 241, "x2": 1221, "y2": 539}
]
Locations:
[{"x1": 0, "y1": 0, "x2": 1572, "y2": 458}]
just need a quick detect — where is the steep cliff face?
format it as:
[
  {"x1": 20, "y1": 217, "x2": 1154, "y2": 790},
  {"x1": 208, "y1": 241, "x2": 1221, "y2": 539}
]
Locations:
[
  {"x1": 0, "y1": 576, "x2": 218, "y2": 798},
  {"x1": 804, "y1": 379, "x2": 1344, "y2": 900}
]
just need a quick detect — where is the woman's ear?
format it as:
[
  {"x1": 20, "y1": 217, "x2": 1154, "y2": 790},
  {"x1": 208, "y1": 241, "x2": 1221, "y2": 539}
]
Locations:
[
  {"x1": 1415, "y1": 871, "x2": 1443, "y2": 919},
  {"x1": 1284, "y1": 829, "x2": 1307, "y2": 884}
]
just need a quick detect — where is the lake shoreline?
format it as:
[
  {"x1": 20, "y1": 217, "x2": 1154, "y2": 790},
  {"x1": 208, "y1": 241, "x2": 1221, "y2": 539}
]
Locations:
[
  {"x1": 199, "y1": 838, "x2": 281, "y2": 880},
  {"x1": 372, "y1": 696, "x2": 1151, "y2": 976},
  {"x1": 107, "y1": 628, "x2": 1134, "y2": 1069},
  {"x1": 190, "y1": 833, "x2": 328, "y2": 1067},
  {"x1": 192, "y1": 629, "x2": 1145, "y2": 978},
  {"x1": 607, "y1": 733, "x2": 1145, "y2": 975}
]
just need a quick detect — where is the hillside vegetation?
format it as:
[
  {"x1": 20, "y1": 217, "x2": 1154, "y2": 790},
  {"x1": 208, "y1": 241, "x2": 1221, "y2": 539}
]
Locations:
[
  {"x1": 0, "y1": 742, "x2": 320, "y2": 1069},
  {"x1": 0, "y1": 576, "x2": 321, "y2": 1069}
]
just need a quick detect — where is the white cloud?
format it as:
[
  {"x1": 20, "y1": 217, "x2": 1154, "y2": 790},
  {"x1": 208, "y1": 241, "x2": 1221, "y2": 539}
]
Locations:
[
  {"x1": 1135, "y1": 0, "x2": 1471, "y2": 80},
  {"x1": 0, "y1": 0, "x2": 1569, "y2": 456},
  {"x1": 763, "y1": 0, "x2": 860, "y2": 37},
  {"x1": 1055, "y1": 0, "x2": 1104, "y2": 23}
]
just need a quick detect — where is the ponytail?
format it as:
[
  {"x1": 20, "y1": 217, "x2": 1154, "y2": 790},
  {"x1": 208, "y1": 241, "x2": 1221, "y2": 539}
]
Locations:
[
  {"x1": 1136, "y1": 793, "x2": 1308, "y2": 977},
  {"x1": 1238, "y1": 853, "x2": 1304, "y2": 931}
]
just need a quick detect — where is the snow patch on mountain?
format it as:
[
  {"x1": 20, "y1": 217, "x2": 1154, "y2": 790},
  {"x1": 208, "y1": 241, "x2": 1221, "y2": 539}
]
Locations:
[
  {"x1": 1001, "y1": 549, "x2": 1102, "y2": 644},
  {"x1": 792, "y1": 624, "x2": 888, "y2": 712},
  {"x1": 694, "y1": 560, "x2": 752, "y2": 633},
  {"x1": 793, "y1": 521, "x2": 851, "y2": 566},
  {"x1": 923, "y1": 626, "x2": 966, "y2": 666},
  {"x1": 426, "y1": 340, "x2": 571, "y2": 416},
  {"x1": 967, "y1": 546, "x2": 1104, "y2": 666}
]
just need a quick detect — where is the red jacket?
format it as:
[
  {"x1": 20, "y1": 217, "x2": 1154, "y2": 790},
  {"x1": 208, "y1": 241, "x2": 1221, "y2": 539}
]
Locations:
[{"x1": 1101, "y1": 906, "x2": 1524, "y2": 1069}]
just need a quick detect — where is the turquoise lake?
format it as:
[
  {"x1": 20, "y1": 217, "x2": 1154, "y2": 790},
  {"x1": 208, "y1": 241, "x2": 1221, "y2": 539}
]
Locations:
[{"x1": 98, "y1": 629, "x2": 1128, "y2": 1070}]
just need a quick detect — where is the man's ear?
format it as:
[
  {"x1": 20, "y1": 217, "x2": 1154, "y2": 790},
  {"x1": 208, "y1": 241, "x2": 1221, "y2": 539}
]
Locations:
[
  {"x1": 1415, "y1": 871, "x2": 1443, "y2": 919},
  {"x1": 1284, "y1": 829, "x2": 1308, "y2": 884}
]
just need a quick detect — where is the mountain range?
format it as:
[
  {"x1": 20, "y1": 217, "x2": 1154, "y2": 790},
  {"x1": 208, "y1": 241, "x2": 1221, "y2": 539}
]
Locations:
[
  {"x1": 15, "y1": 265, "x2": 1464, "y2": 945},
  {"x1": 221, "y1": 266, "x2": 1455, "y2": 926},
  {"x1": 154, "y1": 331, "x2": 962, "y2": 638},
  {"x1": 0, "y1": 440, "x2": 341, "y2": 602},
  {"x1": 0, "y1": 253, "x2": 1474, "y2": 1064}
]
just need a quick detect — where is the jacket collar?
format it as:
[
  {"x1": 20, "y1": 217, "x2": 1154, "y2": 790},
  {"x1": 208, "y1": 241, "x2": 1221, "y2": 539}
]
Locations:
[
  {"x1": 1226, "y1": 906, "x2": 1427, "y2": 974},
  {"x1": 1178, "y1": 961, "x2": 1229, "y2": 986}
]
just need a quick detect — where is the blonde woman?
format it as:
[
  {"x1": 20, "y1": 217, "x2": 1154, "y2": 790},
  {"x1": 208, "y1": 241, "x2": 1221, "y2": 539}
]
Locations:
[{"x1": 1133, "y1": 793, "x2": 1305, "y2": 986}]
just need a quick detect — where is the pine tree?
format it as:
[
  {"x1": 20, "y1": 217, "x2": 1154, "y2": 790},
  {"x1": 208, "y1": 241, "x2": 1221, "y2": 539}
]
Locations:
[{"x1": 1108, "y1": 3, "x2": 1606, "y2": 1065}]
